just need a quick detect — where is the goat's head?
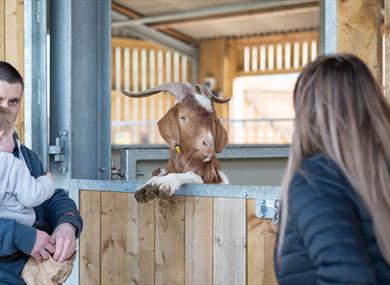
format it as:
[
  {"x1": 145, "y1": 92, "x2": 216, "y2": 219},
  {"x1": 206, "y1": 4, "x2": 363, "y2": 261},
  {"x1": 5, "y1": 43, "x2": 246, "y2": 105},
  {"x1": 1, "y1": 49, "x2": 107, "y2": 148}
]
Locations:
[{"x1": 121, "y1": 82, "x2": 230, "y2": 162}]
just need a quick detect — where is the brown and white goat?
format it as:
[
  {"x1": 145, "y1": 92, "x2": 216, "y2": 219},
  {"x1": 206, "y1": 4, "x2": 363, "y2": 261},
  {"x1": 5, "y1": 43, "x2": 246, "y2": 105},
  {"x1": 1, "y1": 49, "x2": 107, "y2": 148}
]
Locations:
[{"x1": 122, "y1": 82, "x2": 230, "y2": 202}]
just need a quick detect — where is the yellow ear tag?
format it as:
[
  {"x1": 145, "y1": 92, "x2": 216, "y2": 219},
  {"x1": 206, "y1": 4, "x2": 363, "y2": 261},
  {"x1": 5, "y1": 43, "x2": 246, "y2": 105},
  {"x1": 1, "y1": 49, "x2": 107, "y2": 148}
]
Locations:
[{"x1": 175, "y1": 145, "x2": 181, "y2": 155}]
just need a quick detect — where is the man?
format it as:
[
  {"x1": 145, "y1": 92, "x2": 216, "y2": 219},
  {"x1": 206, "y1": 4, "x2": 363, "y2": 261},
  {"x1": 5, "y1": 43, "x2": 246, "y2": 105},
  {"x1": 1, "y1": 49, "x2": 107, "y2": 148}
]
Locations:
[{"x1": 0, "y1": 61, "x2": 83, "y2": 284}]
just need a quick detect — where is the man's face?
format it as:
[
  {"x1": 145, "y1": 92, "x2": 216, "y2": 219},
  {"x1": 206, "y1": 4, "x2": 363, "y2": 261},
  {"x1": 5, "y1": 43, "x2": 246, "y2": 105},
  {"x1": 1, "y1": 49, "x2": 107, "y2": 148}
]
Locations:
[{"x1": 0, "y1": 81, "x2": 23, "y2": 121}]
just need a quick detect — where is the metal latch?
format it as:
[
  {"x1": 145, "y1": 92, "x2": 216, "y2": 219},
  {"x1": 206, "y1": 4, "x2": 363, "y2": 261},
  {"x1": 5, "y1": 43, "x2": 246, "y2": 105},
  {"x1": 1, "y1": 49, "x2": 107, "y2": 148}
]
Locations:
[
  {"x1": 255, "y1": 199, "x2": 280, "y2": 224},
  {"x1": 48, "y1": 131, "x2": 68, "y2": 172},
  {"x1": 111, "y1": 159, "x2": 126, "y2": 180}
]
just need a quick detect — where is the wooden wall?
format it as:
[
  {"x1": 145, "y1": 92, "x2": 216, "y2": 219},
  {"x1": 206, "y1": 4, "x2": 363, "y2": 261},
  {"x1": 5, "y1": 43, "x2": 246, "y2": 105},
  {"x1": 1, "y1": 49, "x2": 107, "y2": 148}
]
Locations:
[
  {"x1": 337, "y1": 0, "x2": 383, "y2": 82},
  {"x1": 80, "y1": 191, "x2": 278, "y2": 285},
  {"x1": 0, "y1": 0, "x2": 24, "y2": 142}
]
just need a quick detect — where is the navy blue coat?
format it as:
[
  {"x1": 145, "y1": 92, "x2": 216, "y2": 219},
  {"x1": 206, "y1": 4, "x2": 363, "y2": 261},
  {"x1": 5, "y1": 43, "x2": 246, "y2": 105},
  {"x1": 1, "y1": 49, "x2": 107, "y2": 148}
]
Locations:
[
  {"x1": 0, "y1": 144, "x2": 83, "y2": 285},
  {"x1": 275, "y1": 154, "x2": 390, "y2": 285}
]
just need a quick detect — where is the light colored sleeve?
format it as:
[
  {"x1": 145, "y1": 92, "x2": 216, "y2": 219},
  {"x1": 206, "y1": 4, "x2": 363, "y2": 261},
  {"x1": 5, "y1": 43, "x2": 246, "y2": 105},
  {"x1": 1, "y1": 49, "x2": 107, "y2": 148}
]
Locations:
[{"x1": 8, "y1": 159, "x2": 55, "y2": 208}]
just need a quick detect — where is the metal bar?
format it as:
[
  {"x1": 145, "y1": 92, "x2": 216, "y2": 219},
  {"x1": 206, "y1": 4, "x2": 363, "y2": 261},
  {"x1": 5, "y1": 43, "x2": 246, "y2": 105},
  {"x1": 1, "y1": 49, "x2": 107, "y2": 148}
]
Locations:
[
  {"x1": 50, "y1": 0, "x2": 111, "y2": 180},
  {"x1": 111, "y1": 118, "x2": 294, "y2": 126},
  {"x1": 76, "y1": 179, "x2": 281, "y2": 200},
  {"x1": 320, "y1": 0, "x2": 337, "y2": 54},
  {"x1": 112, "y1": 0, "x2": 317, "y2": 28},
  {"x1": 118, "y1": 24, "x2": 197, "y2": 58},
  {"x1": 24, "y1": 0, "x2": 48, "y2": 169}
]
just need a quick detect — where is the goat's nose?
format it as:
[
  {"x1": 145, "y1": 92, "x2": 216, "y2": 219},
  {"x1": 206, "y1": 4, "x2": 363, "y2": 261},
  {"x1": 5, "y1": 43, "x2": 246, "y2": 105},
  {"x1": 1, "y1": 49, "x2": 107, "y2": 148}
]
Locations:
[{"x1": 202, "y1": 139, "x2": 214, "y2": 148}]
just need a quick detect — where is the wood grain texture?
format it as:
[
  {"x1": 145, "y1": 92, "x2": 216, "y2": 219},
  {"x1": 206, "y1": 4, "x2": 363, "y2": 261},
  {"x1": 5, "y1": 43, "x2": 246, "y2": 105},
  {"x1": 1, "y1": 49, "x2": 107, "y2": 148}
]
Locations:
[
  {"x1": 101, "y1": 192, "x2": 129, "y2": 285},
  {"x1": 185, "y1": 196, "x2": 213, "y2": 285},
  {"x1": 385, "y1": 0, "x2": 390, "y2": 102},
  {"x1": 155, "y1": 197, "x2": 185, "y2": 285},
  {"x1": 127, "y1": 194, "x2": 155, "y2": 285},
  {"x1": 0, "y1": 0, "x2": 5, "y2": 59},
  {"x1": 79, "y1": 191, "x2": 101, "y2": 285},
  {"x1": 247, "y1": 199, "x2": 278, "y2": 285},
  {"x1": 337, "y1": 0, "x2": 382, "y2": 81},
  {"x1": 213, "y1": 198, "x2": 246, "y2": 285}
]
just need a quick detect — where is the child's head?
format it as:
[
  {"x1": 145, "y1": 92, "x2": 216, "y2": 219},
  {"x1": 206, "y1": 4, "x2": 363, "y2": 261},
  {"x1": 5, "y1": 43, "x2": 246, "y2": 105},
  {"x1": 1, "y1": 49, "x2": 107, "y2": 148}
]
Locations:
[{"x1": 0, "y1": 106, "x2": 15, "y2": 153}]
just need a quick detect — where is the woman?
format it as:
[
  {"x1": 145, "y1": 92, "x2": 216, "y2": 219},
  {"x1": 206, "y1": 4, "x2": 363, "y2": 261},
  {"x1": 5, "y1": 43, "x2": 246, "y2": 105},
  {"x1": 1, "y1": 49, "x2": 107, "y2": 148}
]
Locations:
[{"x1": 275, "y1": 54, "x2": 390, "y2": 284}]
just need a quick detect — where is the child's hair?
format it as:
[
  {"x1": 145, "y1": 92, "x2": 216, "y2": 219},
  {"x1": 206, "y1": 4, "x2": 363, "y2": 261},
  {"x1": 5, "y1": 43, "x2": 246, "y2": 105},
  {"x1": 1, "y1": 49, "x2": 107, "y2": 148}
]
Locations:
[
  {"x1": 0, "y1": 106, "x2": 15, "y2": 135},
  {"x1": 0, "y1": 61, "x2": 24, "y2": 90}
]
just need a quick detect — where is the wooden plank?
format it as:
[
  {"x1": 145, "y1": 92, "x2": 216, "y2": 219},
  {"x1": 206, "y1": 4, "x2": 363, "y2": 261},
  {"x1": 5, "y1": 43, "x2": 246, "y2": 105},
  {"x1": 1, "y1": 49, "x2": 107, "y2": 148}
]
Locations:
[
  {"x1": 79, "y1": 191, "x2": 101, "y2": 285},
  {"x1": 185, "y1": 197, "x2": 213, "y2": 285},
  {"x1": 0, "y1": 0, "x2": 5, "y2": 60},
  {"x1": 213, "y1": 198, "x2": 246, "y2": 284},
  {"x1": 155, "y1": 197, "x2": 185, "y2": 285},
  {"x1": 229, "y1": 31, "x2": 319, "y2": 47},
  {"x1": 127, "y1": 194, "x2": 155, "y2": 285},
  {"x1": 101, "y1": 192, "x2": 129, "y2": 285},
  {"x1": 113, "y1": 37, "x2": 168, "y2": 51},
  {"x1": 247, "y1": 199, "x2": 278, "y2": 285},
  {"x1": 337, "y1": 0, "x2": 382, "y2": 81}
]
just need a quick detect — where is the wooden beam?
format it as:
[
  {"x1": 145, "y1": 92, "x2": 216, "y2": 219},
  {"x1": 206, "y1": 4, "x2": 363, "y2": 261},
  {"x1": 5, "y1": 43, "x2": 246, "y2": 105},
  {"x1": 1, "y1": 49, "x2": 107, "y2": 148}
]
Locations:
[
  {"x1": 151, "y1": 3, "x2": 318, "y2": 30},
  {"x1": 112, "y1": 1, "x2": 141, "y2": 19},
  {"x1": 337, "y1": 0, "x2": 382, "y2": 81},
  {"x1": 112, "y1": 1, "x2": 197, "y2": 44}
]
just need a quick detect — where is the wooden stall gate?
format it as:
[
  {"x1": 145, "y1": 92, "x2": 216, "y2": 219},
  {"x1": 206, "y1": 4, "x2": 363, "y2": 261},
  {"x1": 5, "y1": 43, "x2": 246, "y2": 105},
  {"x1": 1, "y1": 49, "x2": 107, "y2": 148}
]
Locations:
[{"x1": 78, "y1": 180, "x2": 280, "y2": 285}]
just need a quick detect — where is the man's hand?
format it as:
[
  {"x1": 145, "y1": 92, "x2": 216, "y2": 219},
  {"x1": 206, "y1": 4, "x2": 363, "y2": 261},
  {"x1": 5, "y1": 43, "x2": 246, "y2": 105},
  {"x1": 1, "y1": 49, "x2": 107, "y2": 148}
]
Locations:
[
  {"x1": 51, "y1": 223, "x2": 77, "y2": 262},
  {"x1": 31, "y1": 229, "x2": 56, "y2": 263}
]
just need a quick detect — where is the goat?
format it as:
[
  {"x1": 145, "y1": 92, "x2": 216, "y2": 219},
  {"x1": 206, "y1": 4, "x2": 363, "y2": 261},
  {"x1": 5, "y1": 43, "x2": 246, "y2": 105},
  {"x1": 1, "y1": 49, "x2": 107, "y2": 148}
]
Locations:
[{"x1": 121, "y1": 82, "x2": 230, "y2": 203}]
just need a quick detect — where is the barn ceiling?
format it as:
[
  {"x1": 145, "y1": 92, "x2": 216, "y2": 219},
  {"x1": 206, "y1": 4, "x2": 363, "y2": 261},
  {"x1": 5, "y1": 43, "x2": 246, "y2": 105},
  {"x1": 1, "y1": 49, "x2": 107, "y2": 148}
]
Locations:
[{"x1": 112, "y1": 0, "x2": 319, "y2": 44}]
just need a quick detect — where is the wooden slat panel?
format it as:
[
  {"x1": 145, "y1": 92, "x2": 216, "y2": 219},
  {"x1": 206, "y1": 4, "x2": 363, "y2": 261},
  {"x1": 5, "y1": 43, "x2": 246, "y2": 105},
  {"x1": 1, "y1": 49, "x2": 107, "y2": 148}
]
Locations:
[
  {"x1": 127, "y1": 194, "x2": 155, "y2": 285},
  {"x1": 213, "y1": 198, "x2": 246, "y2": 284},
  {"x1": 155, "y1": 197, "x2": 185, "y2": 285},
  {"x1": 101, "y1": 192, "x2": 128, "y2": 285},
  {"x1": 185, "y1": 197, "x2": 213, "y2": 285},
  {"x1": 80, "y1": 191, "x2": 101, "y2": 285},
  {"x1": 247, "y1": 199, "x2": 278, "y2": 285}
]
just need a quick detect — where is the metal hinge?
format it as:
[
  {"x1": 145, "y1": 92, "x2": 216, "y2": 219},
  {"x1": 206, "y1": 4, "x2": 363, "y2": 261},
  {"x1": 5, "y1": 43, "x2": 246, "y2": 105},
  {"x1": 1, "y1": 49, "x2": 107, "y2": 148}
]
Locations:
[
  {"x1": 255, "y1": 199, "x2": 280, "y2": 224},
  {"x1": 48, "y1": 130, "x2": 68, "y2": 172}
]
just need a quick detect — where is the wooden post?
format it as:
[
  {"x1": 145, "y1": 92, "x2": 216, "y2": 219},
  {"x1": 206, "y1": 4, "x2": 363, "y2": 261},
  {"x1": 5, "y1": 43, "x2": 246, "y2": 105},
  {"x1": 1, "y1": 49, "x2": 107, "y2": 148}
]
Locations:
[
  {"x1": 385, "y1": 0, "x2": 390, "y2": 102},
  {"x1": 198, "y1": 39, "x2": 229, "y2": 118},
  {"x1": 337, "y1": 0, "x2": 383, "y2": 82},
  {"x1": 0, "y1": 0, "x2": 24, "y2": 141}
]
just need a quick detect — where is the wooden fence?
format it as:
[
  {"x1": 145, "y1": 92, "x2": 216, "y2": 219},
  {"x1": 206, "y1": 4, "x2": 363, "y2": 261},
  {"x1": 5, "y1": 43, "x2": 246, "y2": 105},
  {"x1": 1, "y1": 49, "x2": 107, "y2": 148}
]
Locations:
[{"x1": 80, "y1": 191, "x2": 278, "y2": 285}]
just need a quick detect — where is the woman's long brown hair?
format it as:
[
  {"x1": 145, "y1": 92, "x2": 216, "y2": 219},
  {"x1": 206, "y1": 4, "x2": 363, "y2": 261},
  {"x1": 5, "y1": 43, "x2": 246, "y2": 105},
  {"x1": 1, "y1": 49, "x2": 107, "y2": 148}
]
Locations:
[{"x1": 278, "y1": 54, "x2": 390, "y2": 264}]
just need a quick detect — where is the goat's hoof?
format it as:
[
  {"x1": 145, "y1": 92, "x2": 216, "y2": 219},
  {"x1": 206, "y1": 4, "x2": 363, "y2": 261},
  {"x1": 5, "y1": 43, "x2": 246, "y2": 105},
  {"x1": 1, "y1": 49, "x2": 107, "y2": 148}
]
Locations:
[{"x1": 134, "y1": 184, "x2": 156, "y2": 203}]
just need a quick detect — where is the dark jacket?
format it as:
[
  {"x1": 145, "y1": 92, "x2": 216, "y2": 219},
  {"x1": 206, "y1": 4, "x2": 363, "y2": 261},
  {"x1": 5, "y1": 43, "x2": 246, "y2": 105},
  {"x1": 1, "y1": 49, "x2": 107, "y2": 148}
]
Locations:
[
  {"x1": 275, "y1": 154, "x2": 390, "y2": 285},
  {"x1": 0, "y1": 144, "x2": 83, "y2": 285}
]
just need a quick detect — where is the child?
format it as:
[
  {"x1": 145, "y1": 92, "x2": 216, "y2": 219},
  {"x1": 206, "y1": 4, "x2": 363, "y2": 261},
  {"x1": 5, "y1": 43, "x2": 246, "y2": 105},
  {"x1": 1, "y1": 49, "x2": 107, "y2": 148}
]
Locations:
[{"x1": 0, "y1": 106, "x2": 55, "y2": 226}]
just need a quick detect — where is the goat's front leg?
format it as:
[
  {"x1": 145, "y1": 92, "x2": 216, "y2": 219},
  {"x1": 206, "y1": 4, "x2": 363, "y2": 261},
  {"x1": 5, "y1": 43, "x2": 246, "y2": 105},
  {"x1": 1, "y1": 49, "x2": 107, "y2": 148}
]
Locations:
[
  {"x1": 135, "y1": 171, "x2": 203, "y2": 202},
  {"x1": 152, "y1": 171, "x2": 203, "y2": 196}
]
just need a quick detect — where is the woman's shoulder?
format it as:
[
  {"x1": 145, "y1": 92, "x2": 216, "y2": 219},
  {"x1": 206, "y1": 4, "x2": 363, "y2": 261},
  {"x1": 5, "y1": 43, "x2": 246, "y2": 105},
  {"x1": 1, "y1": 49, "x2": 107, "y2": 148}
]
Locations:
[{"x1": 289, "y1": 154, "x2": 352, "y2": 203}]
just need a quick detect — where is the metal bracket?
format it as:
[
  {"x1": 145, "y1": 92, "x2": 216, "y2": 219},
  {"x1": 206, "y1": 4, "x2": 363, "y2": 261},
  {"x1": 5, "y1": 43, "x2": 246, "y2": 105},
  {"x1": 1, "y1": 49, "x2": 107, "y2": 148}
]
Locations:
[
  {"x1": 255, "y1": 198, "x2": 280, "y2": 224},
  {"x1": 48, "y1": 130, "x2": 69, "y2": 173}
]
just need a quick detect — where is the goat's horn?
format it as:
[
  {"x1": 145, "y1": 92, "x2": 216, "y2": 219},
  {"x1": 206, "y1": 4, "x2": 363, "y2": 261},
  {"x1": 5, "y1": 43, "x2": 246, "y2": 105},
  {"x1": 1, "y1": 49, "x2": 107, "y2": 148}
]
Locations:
[
  {"x1": 121, "y1": 82, "x2": 195, "y2": 102},
  {"x1": 197, "y1": 84, "x2": 231, "y2": 104}
]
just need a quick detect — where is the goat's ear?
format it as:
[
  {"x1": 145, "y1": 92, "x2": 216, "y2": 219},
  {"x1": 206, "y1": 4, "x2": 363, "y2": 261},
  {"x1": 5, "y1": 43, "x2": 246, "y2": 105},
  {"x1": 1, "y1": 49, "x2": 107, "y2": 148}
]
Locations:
[
  {"x1": 214, "y1": 118, "x2": 228, "y2": 153},
  {"x1": 158, "y1": 104, "x2": 180, "y2": 148}
]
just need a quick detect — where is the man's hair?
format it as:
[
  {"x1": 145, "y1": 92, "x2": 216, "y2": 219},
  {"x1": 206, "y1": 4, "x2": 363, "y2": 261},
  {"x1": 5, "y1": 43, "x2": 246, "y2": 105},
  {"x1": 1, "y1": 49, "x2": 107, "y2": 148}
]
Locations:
[
  {"x1": 0, "y1": 106, "x2": 15, "y2": 135},
  {"x1": 0, "y1": 61, "x2": 24, "y2": 90}
]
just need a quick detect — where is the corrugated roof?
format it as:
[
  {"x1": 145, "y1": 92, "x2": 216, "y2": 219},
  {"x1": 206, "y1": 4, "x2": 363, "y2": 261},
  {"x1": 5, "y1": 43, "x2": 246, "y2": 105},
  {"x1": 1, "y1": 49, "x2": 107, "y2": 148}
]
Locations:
[{"x1": 112, "y1": 0, "x2": 320, "y2": 41}]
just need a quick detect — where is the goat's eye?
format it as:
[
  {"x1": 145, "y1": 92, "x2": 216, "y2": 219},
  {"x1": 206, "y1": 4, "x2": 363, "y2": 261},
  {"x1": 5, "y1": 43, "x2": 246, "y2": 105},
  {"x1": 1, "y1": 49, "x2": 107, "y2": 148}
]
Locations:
[{"x1": 180, "y1": 116, "x2": 187, "y2": 121}]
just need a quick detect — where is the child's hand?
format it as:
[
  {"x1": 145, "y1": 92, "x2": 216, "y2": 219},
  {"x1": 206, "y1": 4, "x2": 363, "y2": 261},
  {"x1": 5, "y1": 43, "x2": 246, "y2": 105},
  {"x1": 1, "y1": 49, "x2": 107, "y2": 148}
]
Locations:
[{"x1": 46, "y1": 172, "x2": 55, "y2": 182}]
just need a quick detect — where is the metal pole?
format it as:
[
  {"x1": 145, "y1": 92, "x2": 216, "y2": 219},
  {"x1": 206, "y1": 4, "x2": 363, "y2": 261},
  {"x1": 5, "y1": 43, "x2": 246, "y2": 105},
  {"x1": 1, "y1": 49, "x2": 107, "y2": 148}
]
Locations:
[
  {"x1": 320, "y1": 0, "x2": 337, "y2": 54},
  {"x1": 24, "y1": 0, "x2": 48, "y2": 169},
  {"x1": 50, "y1": 0, "x2": 111, "y2": 181}
]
